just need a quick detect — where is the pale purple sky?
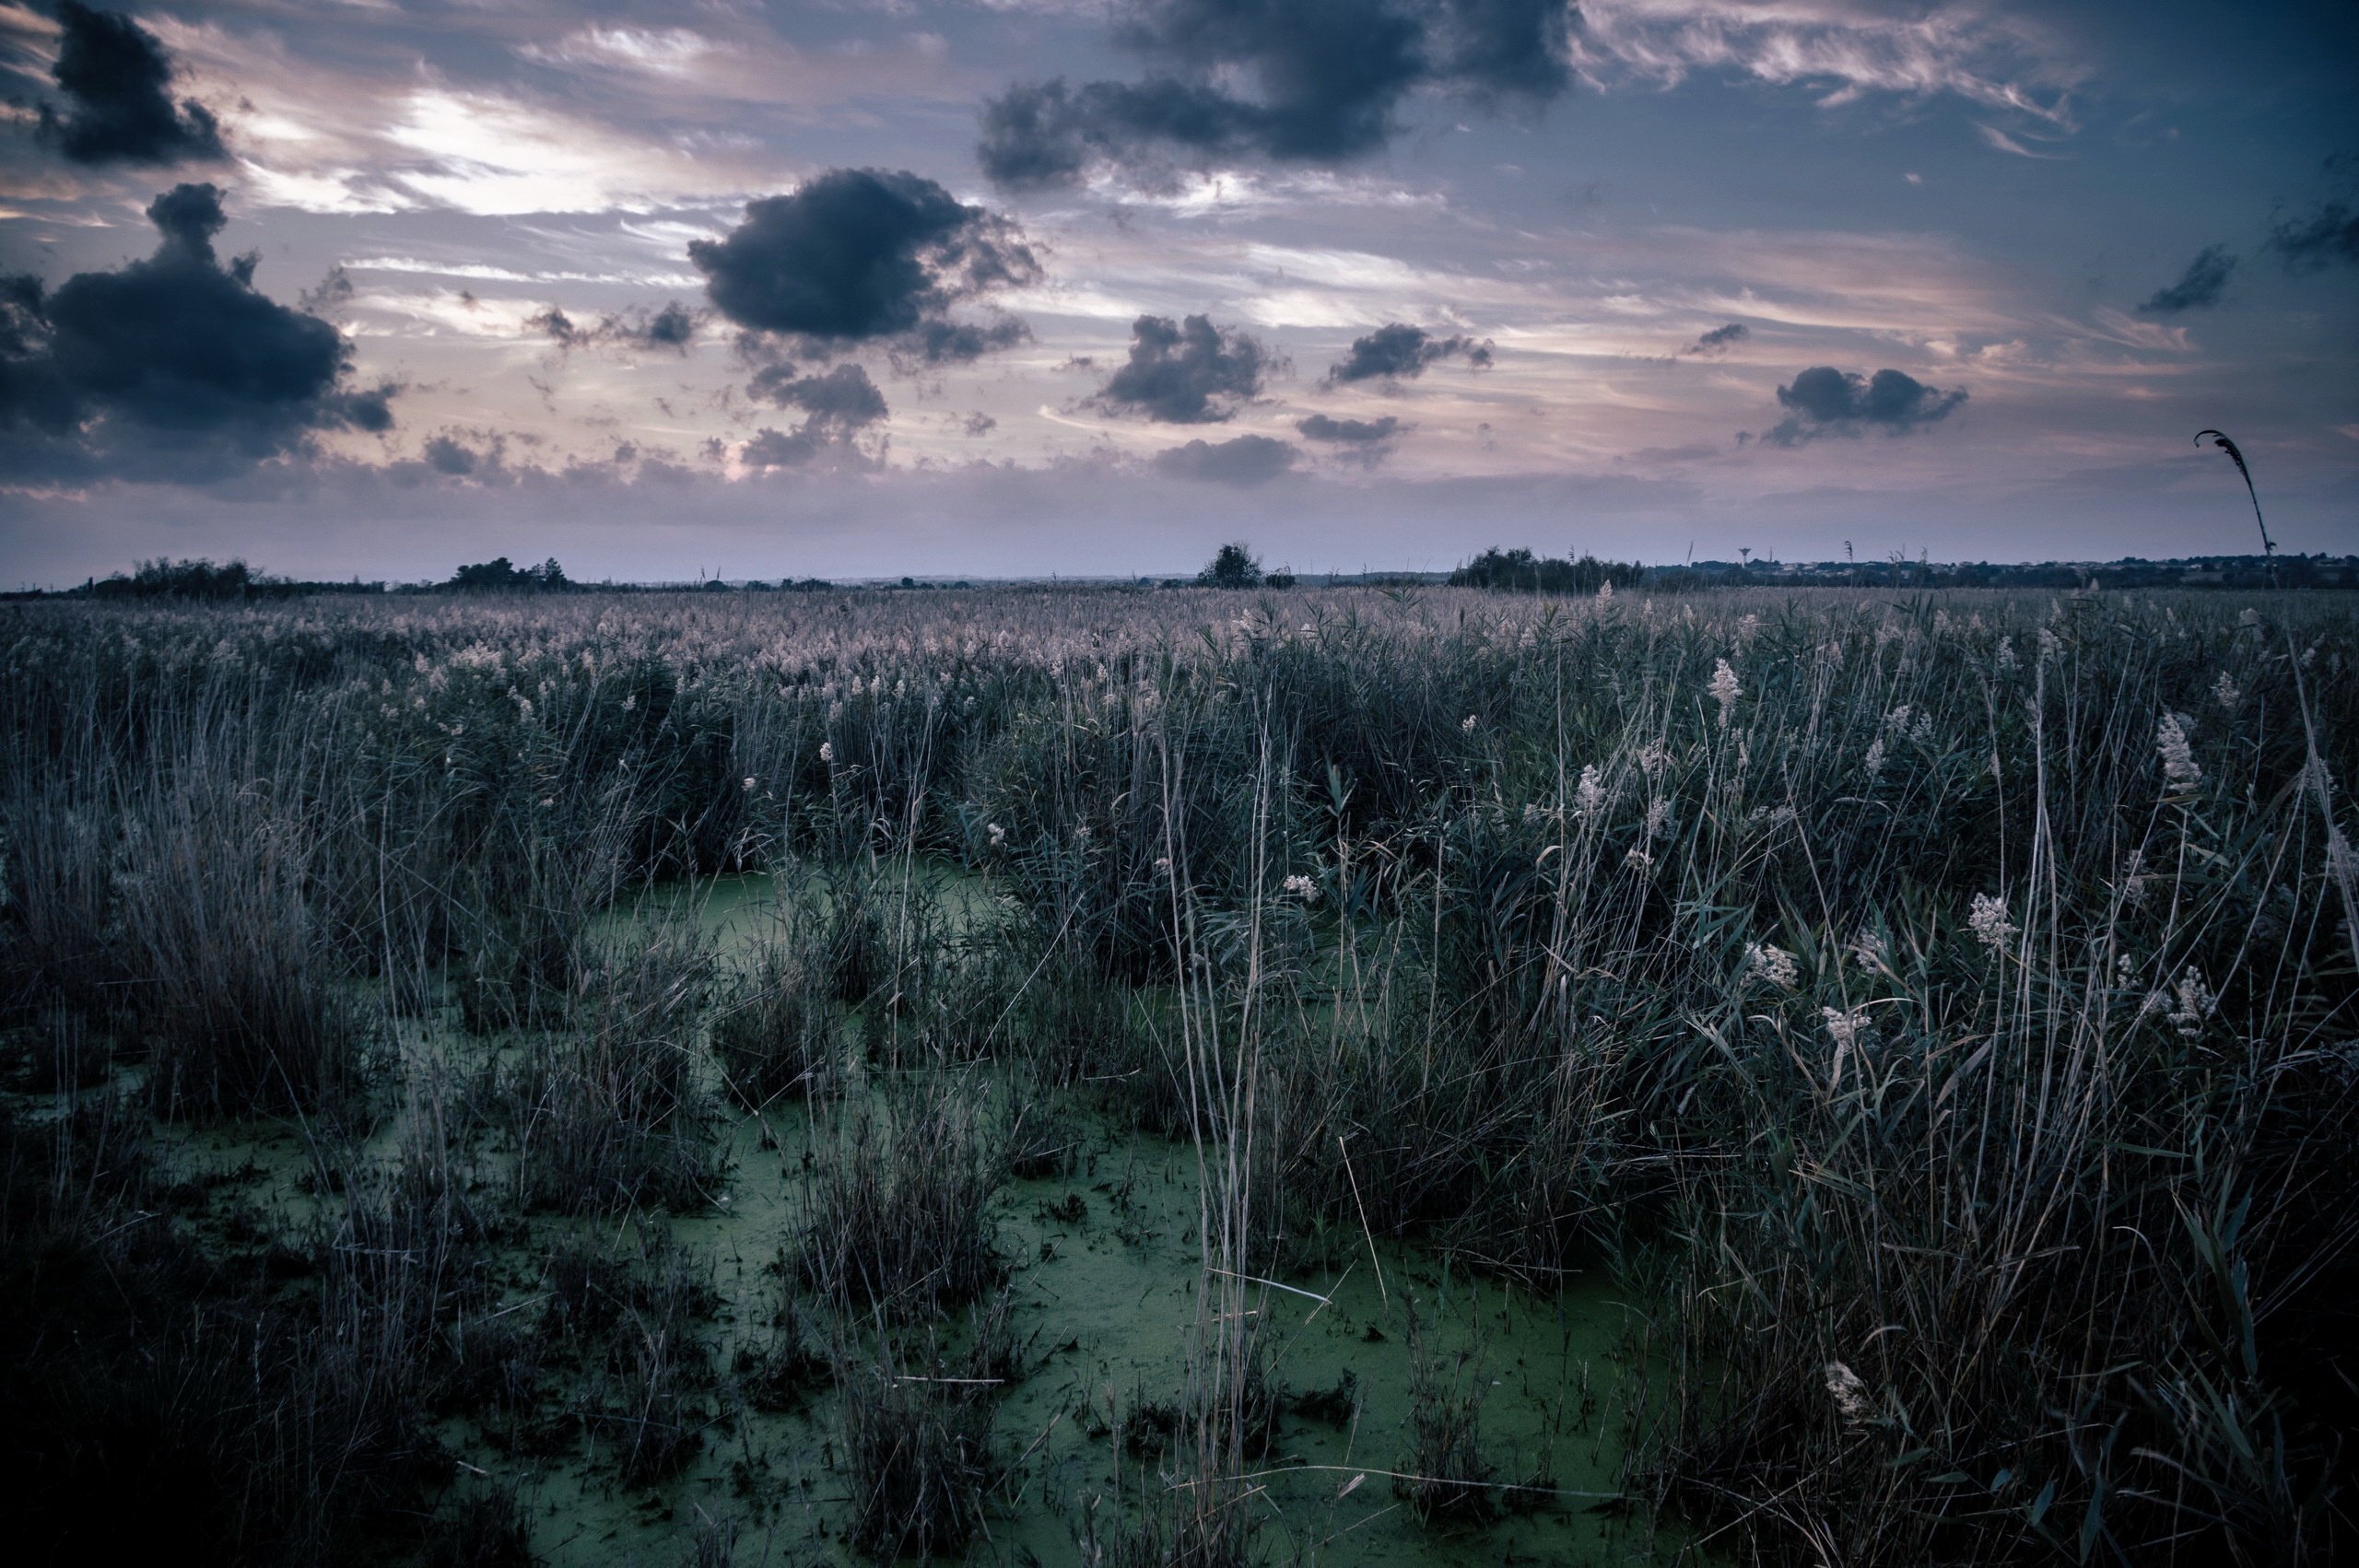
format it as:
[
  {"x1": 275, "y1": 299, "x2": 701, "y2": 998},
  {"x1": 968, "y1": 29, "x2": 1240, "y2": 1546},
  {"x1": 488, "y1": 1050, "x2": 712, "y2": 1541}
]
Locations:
[{"x1": 2, "y1": 1, "x2": 2353, "y2": 583}]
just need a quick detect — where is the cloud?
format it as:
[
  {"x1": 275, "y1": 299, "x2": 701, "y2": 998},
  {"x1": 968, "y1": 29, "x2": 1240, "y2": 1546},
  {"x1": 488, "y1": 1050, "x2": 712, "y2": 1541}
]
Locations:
[
  {"x1": 1567, "y1": 1, "x2": 2078, "y2": 129},
  {"x1": 1296, "y1": 411, "x2": 1402, "y2": 466},
  {"x1": 422, "y1": 434, "x2": 480, "y2": 476},
  {"x1": 2266, "y1": 203, "x2": 2358, "y2": 273},
  {"x1": 689, "y1": 170, "x2": 1040, "y2": 358},
  {"x1": 1682, "y1": 322, "x2": 1748, "y2": 356},
  {"x1": 738, "y1": 362, "x2": 889, "y2": 471},
  {"x1": 1090, "y1": 313, "x2": 1277, "y2": 423},
  {"x1": 35, "y1": 2, "x2": 227, "y2": 168},
  {"x1": 1974, "y1": 123, "x2": 2066, "y2": 160},
  {"x1": 978, "y1": 0, "x2": 1572, "y2": 189},
  {"x1": 530, "y1": 300, "x2": 701, "y2": 354},
  {"x1": 747, "y1": 362, "x2": 890, "y2": 429},
  {"x1": 1761, "y1": 366, "x2": 1966, "y2": 447},
  {"x1": 2137, "y1": 245, "x2": 2236, "y2": 314},
  {"x1": 419, "y1": 430, "x2": 511, "y2": 481},
  {"x1": 1324, "y1": 322, "x2": 1493, "y2": 384},
  {"x1": 1150, "y1": 433, "x2": 1299, "y2": 486},
  {"x1": 901, "y1": 314, "x2": 1031, "y2": 367},
  {"x1": 0, "y1": 183, "x2": 396, "y2": 485},
  {"x1": 1296, "y1": 413, "x2": 1402, "y2": 443}
]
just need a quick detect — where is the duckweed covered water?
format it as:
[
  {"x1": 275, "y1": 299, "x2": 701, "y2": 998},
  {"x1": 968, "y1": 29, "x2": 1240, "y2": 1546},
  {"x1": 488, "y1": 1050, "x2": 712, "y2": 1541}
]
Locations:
[{"x1": 140, "y1": 867, "x2": 1682, "y2": 1565}]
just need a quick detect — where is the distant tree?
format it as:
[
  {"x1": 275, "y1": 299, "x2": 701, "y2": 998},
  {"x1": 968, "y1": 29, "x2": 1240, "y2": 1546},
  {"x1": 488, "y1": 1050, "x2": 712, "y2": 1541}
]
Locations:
[
  {"x1": 1449, "y1": 548, "x2": 1642, "y2": 593},
  {"x1": 90, "y1": 557, "x2": 258, "y2": 600},
  {"x1": 448, "y1": 556, "x2": 570, "y2": 591},
  {"x1": 449, "y1": 556, "x2": 522, "y2": 590},
  {"x1": 1196, "y1": 542, "x2": 1263, "y2": 589}
]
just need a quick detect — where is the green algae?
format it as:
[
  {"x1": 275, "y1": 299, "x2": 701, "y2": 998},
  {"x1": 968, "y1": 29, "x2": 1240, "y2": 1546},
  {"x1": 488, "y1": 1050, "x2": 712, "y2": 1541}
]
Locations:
[{"x1": 127, "y1": 868, "x2": 1684, "y2": 1565}]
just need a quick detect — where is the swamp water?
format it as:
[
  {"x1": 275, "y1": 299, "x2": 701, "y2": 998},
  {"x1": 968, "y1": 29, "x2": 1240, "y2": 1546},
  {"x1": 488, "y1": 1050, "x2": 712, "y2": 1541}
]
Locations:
[{"x1": 150, "y1": 868, "x2": 1684, "y2": 1565}]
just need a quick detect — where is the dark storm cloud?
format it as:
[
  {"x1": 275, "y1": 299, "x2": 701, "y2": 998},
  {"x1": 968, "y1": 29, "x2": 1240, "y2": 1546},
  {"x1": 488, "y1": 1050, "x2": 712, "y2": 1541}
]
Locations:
[
  {"x1": 689, "y1": 170, "x2": 1039, "y2": 360},
  {"x1": 35, "y1": 2, "x2": 226, "y2": 168},
  {"x1": 1683, "y1": 322, "x2": 1749, "y2": 356},
  {"x1": 747, "y1": 362, "x2": 889, "y2": 431},
  {"x1": 901, "y1": 314, "x2": 1031, "y2": 367},
  {"x1": 738, "y1": 363, "x2": 888, "y2": 472},
  {"x1": 0, "y1": 183, "x2": 396, "y2": 484},
  {"x1": 2266, "y1": 203, "x2": 2359, "y2": 272},
  {"x1": 978, "y1": 0, "x2": 1571, "y2": 189},
  {"x1": 2136, "y1": 245, "x2": 2236, "y2": 314},
  {"x1": 1323, "y1": 322, "x2": 1492, "y2": 385},
  {"x1": 1091, "y1": 314, "x2": 1276, "y2": 423},
  {"x1": 1296, "y1": 413, "x2": 1401, "y2": 444},
  {"x1": 1150, "y1": 433, "x2": 1298, "y2": 485},
  {"x1": 530, "y1": 300, "x2": 701, "y2": 354},
  {"x1": 1760, "y1": 367, "x2": 1966, "y2": 447}
]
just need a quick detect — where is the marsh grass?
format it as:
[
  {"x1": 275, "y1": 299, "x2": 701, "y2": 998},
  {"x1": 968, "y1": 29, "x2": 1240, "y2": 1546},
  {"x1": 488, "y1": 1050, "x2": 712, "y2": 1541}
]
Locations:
[
  {"x1": 710, "y1": 924, "x2": 840, "y2": 1107},
  {"x1": 797, "y1": 1072, "x2": 1003, "y2": 1316},
  {"x1": 838, "y1": 1341, "x2": 1000, "y2": 1560},
  {"x1": 506, "y1": 919, "x2": 720, "y2": 1214},
  {"x1": 2, "y1": 584, "x2": 2353, "y2": 1563},
  {"x1": 1396, "y1": 1305, "x2": 1501, "y2": 1523}
]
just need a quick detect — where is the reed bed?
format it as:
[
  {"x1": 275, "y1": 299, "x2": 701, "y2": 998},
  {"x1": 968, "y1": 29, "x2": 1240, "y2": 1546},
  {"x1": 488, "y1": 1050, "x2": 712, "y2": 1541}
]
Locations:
[{"x1": 0, "y1": 582, "x2": 2353, "y2": 1563}]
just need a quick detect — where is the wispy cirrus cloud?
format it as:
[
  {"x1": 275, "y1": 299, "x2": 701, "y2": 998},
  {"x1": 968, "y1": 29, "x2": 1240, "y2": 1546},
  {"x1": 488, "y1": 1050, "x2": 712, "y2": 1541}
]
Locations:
[{"x1": 1567, "y1": 0, "x2": 2082, "y2": 130}]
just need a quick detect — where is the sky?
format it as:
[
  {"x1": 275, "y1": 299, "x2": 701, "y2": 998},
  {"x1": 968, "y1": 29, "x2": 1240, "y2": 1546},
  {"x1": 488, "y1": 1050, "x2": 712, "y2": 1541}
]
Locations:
[{"x1": 0, "y1": 0, "x2": 2354, "y2": 585}]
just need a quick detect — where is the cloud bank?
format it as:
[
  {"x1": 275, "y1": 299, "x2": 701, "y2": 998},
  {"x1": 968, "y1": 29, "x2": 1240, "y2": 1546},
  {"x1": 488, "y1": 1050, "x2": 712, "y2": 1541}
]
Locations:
[{"x1": 1151, "y1": 432, "x2": 1299, "y2": 485}]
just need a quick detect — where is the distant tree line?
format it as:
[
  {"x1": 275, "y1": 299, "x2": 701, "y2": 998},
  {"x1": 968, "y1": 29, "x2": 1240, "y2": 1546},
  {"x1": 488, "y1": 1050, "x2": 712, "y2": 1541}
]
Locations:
[
  {"x1": 448, "y1": 556, "x2": 570, "y2": 591},
  {"x1": 20, "y1": 548, "x2": 2352, "y2": 603},
  {"x1": 77, "y1": 558, "x2": 385, "y2": 601},
  {"x1": 1449, "y1": 548, "x2": 1646, "y2": 593}
]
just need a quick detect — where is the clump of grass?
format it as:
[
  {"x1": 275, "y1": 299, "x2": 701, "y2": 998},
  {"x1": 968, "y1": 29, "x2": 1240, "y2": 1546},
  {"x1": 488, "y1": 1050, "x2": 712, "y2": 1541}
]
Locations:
[
  {"x1": 837, "y1": 1328, "x2": 999, "y2": 1561},
  {"x1": 448, "y1": 1311, "x2": 546, "y2": 1451},
  {"x1": 0, "y1": 1094, "x2": 453, "y2": 1563},
  {"x1": 540, "y1": 1230, "x2": 717, "y2": 1484},
  {"x1": 731, "y1": 1286, "x2": 826, "y2": 1412},
  {"x1": 710, "y1": 927, "x2": 840, "y2": 1107},
  {"x1": 1005, "y1": 1074, "x2": 1086, "y2": 1179},
  {"x1": 606, "y1": 1304, "x2": 707, "y2": 1485},
  {"x1": 797, "y1": 1075, "x2": 1003, "y2": 1316},
  {"x1": 1396, "y1": 1305, "x2": 1498, "y2": 1524},
  {"x1": 111, "y1": 771, "x2": 374, "y2": 1119},
  {"x1": 808, "y1": 858, "x2": 901, "y2": 1004},
  {"x1": 507, "y1": 922, "x2": 719, "y2": 1214},
  {"x1": 0, "y1": 788, "x2": 118, "y2": 1018},
  {"x1": 1004, "y1": 954, "x2": 1141, "y2": 1087}
]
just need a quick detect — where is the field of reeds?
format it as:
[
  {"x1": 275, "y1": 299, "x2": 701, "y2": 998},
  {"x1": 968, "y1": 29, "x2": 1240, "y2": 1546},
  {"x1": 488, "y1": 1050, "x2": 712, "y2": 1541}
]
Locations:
[{"x1": 1, "y1": 581, "x2": 2353, "y2": 1566}]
